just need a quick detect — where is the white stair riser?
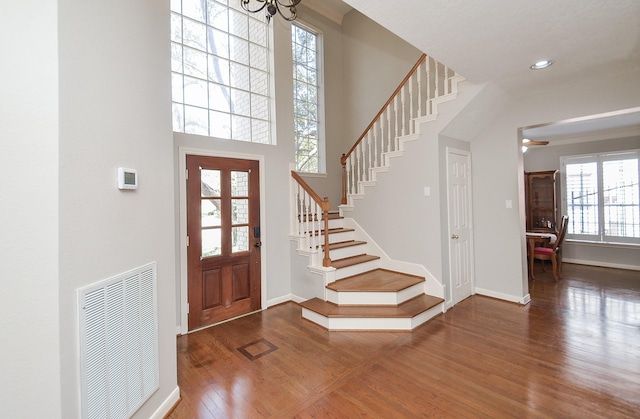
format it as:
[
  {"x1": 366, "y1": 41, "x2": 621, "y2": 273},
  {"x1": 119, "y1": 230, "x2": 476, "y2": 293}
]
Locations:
[
  {"x1": 328, "y1": 244, "x2": 367, "y2": 260},
  {"x1": 326, "y1": 283, "x2": 424, "y2": 305},
  {"x1": 301, "y1": 303, "x2": 443, "y2": 331},
  {"x1": 297, "y1": 218, "x2": 343, "y2": 234},
  {"x1": 334, "y1": 259, "x2": 380, "y2": 280},
  {"x1": 323, "y1": 231, "x2": 355, "y2": 244}
]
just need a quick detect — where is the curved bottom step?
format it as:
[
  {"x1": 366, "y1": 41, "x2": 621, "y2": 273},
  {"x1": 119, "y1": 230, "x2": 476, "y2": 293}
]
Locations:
[{"x1": 300, "y1": 294, "x2": 444, "y2": 331}]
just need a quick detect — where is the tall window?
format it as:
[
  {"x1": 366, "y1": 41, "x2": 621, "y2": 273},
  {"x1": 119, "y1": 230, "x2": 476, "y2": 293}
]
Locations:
[
  {"x1": 292, "y1": 22, "x2": 324, "y2": 173},
  {"x1": 171, "y1": 0, "x2": 272, "y2": 143},
  {"x1": 562, "y1": 150, "x2": 640, "y2": 244}
]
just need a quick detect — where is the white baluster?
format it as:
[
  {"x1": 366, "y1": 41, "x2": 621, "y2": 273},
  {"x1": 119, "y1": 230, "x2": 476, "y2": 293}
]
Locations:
[
  {"x1": 305, "y1": 192, "x2": 312, "y2": 249},
  {"x1": 297, "y1": 185, "x2": 304, "y2": 237},
  {"x1": 394, "y1": 95, "x2": 399, "y2": 144},
  {"x1": 356, "y1": 143, "x2": 362, "y2": 191},
  {"x1": 345, "y1": 155, "x2": 352, "y2": 197},
  {"x1": 350, "y1": 155, "x2": 356, "y2": 195},
  {"x1": 366, "y1": 132, "x2": 372, "y2": 175},
  {"x1": 361, "y1": 141, "x2": 367, "y2": 182},
  {"x1": 315, "y1": 202, "x2": 322, "y2": 266},
  {"x1": 445, "y1": 66, "x2": 451, "y2": 95},
  {"x1": 401, "y1": 85, "x2": 406, "y2": 136},
  {"x1": 375, "y1": 119, "x2": 381, "y2": 168},
  {"x1": 426, "y1": 56, "x2": 432, "y2": 115},
  {"x1": 417, "y1": 60, "x2": 423, "y2": 118},
  {"x1": 435, "y1": 60, "x2": 440, "y2": 99},
  {"x1": 386, "y1": 104, "x2": 392, "y2": 155},
  {"x1": 409, "y1": 74, "x2": 415, "y2": 133}
]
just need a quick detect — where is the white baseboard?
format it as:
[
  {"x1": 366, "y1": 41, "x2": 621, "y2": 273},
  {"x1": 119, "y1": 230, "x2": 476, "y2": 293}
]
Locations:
[
  {"x1": 267, "y1": 294, "x2": 298, "y2": 307},
  {"x1": 564, "y1": 259, "x2": 640, "y2": 272},
  {"x1": 150, "y1": 386, "x2": 180, "y2": 419},
  {"x1": 475, "y1": 288, "x2": 530, "y2": 305}
]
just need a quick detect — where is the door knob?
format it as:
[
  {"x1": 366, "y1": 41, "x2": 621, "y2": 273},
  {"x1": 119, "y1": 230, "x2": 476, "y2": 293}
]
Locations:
[
  {"x1": 254, "y1": 242, "x2": 262, "y2": 248},
  {"x1": 451, "y1": 234, "x2": 459, "y2": 239}
]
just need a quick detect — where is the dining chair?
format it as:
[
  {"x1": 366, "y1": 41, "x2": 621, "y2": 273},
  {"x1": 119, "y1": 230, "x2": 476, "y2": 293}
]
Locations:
[{"x1": 533, "y1": 215, "x2": 569, "y2": 281}]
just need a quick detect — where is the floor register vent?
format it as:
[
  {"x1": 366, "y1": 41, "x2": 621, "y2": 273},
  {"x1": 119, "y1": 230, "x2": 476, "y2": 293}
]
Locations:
[{"x1": 77, "y1": 262, "x2": 159, "y2": 419}]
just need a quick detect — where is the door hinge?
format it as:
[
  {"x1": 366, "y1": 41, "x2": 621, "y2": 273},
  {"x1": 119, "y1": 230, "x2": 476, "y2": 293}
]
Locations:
[
  {"x1": 186, "y1": 235, "x2": 190, "y2": 246},
  {"x1": 186, "y1": 303, "x2": 189, "y2": 314},
  {"x1": 185, "y1": 168, "x2": 188, "y2": 180}
]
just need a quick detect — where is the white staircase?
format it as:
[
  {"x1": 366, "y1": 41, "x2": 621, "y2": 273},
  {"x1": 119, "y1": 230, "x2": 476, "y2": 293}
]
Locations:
[{"x1": 289, "y1": 53, "x2": 469, "y2": 331}]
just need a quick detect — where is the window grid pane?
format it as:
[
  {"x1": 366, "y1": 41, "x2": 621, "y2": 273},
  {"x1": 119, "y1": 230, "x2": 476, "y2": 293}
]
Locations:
[
  {"x1": 603, "y1": 158, "x2": 640, "y2": 238},
  {"x1": 172, "y1": 1, "x2": 271, "y2": 144},
  {"x1": 566, "y1": 162, "x2": 599, "y2": 235}
]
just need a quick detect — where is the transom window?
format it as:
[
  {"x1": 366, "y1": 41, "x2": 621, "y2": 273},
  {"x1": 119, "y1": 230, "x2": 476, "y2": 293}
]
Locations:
[
  {"x1": 171, "y1": 0, "x2": 272, "y2": 143},
  {"x1": 562, "y1": 150, "x2": 640, "y2": 244},
  {"x1": 292, "y1": 22, "x2": 324, "y2": 173}
]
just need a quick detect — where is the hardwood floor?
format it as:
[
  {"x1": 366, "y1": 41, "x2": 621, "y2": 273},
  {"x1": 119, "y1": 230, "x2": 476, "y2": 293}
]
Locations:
[{"x1": 166, "y1": 263, "x2": 640, "y2": 418}]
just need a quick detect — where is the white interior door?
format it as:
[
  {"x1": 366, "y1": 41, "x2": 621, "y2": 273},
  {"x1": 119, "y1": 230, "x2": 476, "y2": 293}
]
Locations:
[{"x1": 447, "y1": 148, "x2": 474, "y2": 306}]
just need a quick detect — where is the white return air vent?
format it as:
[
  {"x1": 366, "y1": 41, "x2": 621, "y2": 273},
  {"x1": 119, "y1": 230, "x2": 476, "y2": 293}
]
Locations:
[{"x1": 77, "y1": 262, "x2": 159, "y2": 419}]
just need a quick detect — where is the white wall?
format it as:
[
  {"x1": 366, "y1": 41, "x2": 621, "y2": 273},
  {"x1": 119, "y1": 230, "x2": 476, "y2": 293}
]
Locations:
[
  {"x1": 0, "y1": 2, "x2": 62, "y2": 417},
  {"x1": 472, "y1": 69, "x2": 640, "y2": 299},
  {"x1": 58, "y1": 0, "x2": 177, "y2": 417},
  {"x1": 524, "y1": 136, "x2": 640, "y2": 270}
]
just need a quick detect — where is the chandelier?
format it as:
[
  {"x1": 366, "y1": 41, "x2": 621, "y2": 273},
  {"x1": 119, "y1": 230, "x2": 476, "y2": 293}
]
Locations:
[{"x1": 241, "y1": 0, "x2": 302, "y2": 23}]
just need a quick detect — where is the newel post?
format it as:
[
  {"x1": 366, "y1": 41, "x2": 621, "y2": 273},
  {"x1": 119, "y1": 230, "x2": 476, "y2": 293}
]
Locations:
[
  {"x1": 321, "y1": 198, "x2": 332, "y2": 267},
  {"x1": 340, "y1": 153, "x2": 347, "y2": 205}
]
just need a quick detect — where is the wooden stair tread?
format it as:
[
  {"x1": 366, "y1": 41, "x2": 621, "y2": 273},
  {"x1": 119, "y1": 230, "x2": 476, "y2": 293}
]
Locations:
[
  {"x1": 331, "y1": 254, "x2": 380, "y2": 269},
  {"x1": 326, "y1": 240, "x2": 367, "y2": 250},
  {"x1": 300, "y1": 295, "x2": 444, "y2": 318},
  {"x1": 312, "y1": 227, "x2": 355, "y2": 236},
  {"x1": 327, "y1": 269, "x2": 424, "y2": 292}
]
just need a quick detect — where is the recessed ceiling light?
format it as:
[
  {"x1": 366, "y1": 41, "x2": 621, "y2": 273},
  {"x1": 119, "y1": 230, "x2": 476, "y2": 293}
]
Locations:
[{"x1": 530, "y1": 60, "x2": 553, "y2": 70}]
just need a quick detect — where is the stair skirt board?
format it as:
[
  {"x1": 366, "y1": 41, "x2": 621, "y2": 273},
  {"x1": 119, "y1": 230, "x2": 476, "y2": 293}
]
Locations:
[
  {"x1": 301, "y1": 304, "x2": 442, "y2": 331},
  {"x1": 326, "y1": 282, "x2": 424, "y2": 305}
]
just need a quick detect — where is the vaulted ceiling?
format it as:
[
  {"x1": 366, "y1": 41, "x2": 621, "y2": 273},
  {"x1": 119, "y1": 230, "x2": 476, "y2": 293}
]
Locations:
[
  {"x1": 304, "y1": 0, "x2": 640, "y2": 141},
  {"x1": 340, "y1": 0, "x2": 640, "y2": 97}
]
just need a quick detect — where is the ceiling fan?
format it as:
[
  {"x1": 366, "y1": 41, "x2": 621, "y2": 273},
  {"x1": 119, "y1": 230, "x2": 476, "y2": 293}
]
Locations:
[
  {"x1": 522, "y1": 138, "x2": 549, "y2": 146},
  {"x1": 522, "y1": 138, "x2": 548, "y2": 152}
]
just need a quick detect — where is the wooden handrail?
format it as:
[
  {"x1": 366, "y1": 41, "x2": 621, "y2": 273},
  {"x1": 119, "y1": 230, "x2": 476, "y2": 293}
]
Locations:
[
  {"x1": 291, "y1": 171, "x2": 332, "y2": 267},
  {"x1": 341, "y1": 54, "x2": 427, "y2": 165}
]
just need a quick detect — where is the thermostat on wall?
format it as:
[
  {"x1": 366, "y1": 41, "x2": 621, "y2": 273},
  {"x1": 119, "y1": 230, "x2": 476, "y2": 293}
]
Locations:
[{"x1": 118, "y1": 167, "x2": 138, "y2": 190}]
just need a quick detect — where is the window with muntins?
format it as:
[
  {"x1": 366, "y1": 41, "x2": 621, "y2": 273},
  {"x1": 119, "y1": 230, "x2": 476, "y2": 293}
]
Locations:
[
  {"x1": 171, "y1": 0, "x2": 271, "y2": 143},
  {"x1": 292, "y1": 22, "x2": 324, "y2": 173},
  {"x1": 562, "y1": 150, "x2": 640, "y2": 244}
]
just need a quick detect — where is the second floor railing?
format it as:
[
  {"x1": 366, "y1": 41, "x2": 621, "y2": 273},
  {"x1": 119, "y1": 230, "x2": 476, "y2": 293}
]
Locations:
[
  {"x1": 290, "y1": 171, "x2": 332, "y2": 267},
  {"x1": 341, "y1": 54, "x2": 462, "y2": 204}
]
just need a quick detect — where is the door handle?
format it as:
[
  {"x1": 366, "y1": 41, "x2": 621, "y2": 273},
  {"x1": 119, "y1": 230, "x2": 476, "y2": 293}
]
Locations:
[
  {"x1": 451, "y1": 234, "x2": 459, "y2": 239},
  {"x1": 254, "y1": 242, "x2": 262, "y2": 248}
]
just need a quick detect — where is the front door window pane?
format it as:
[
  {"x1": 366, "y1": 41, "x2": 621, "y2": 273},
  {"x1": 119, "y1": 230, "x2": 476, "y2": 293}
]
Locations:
[
  {"x1": 201, "y1": 169, "x2": 221, "y2": 197},
  {"x1": 202, "y1": 199, "x2": 221, "y2": 227},
  {"x1": 232, "y1": 199, "x2": 248, "y2": 224},
  {"x1": 231, "y1": 171, "x2": 248, "y2": 196},
  {"x1": 232, "y1": 226, "x2": 249, "y2": 252},
  {"x1": 202, "y1": 228, "x2": 222, "y2": 257}
]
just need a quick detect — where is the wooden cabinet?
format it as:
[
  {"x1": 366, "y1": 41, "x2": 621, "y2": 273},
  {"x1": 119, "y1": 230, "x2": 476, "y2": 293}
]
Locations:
[{"x1": 525, "y1": 170, "x2": 558, "y2": 232}]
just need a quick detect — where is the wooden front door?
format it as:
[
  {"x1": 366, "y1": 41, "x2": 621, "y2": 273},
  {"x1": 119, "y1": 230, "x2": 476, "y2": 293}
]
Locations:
[{"x1": 186, "y1": 155, "x2": 261, "y2": 330}]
